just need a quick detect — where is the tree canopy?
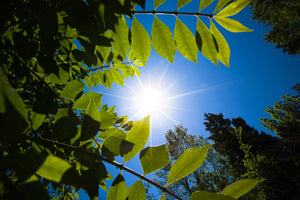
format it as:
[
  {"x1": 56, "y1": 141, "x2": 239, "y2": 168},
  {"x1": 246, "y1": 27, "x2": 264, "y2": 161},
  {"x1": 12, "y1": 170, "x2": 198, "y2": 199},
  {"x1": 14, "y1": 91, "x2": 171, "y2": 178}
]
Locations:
[
  {"x1": 1, "y1": 0, "x2": 260, "y2": 199},
  {"x1": 250, "y1": 0, "x2": 300, "y2": 56}
]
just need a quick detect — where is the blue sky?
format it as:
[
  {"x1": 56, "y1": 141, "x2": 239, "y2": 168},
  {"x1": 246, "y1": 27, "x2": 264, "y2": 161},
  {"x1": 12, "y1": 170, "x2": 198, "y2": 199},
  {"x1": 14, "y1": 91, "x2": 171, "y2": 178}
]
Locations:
[{"x1": 81, "y1": 0, "x2": 300, "y2": 198}]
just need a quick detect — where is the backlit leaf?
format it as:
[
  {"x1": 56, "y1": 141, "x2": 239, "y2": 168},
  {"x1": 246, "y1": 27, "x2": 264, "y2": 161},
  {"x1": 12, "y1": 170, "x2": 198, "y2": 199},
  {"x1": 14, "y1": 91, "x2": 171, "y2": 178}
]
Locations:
[
  {"x1": 128, "y1": 180, "x2": 145, "y2": 200},
  {"x1": 131, "y1": 17, "x2": 151, "y2": 65},
  {"x1": 107, "y1": 174, "x2": 127, "y2": 200},
  {"x1": 210, "y1": 21, "x2": 230, "y2": 67},
  {"x1": 214, "y1": 17, "x2": 253, "y2": 32},
  {"x1": 74, "y1": 91, "x2": 103, "y2": 110},
  {"x1": 30, "y1": 111, "x2": 46, "y2": 131},
  {"x1": 36, "y1": 154, "x2": 71, "y2": 183},
  {"x1": 196, "y1": 18, "x2": 218, "y2": 65},
  {"x1": 111, "y1": 16, "x2": 130, "y2": 59},
  {"x1": 61, "y1": 80, "x2": 85, "y2": 100},
  {"x1": 190, "y1": 191, "x2": 235, "y2": 200},
  {"x1": 159, "y1": 194, "x2": 165, "y2": 200},
  {"x1": 177, "y1": 0, "x2": 192, "y2": 10},
  {"x1": 154, "y1": 0, "x2": 166, "y2": 9},
  {"x1": 140, "y1": 145, "x2": 169, "y2": 175},
  {"x1": 175, "y1": 18, "x2": 198, "y2": 63},
  {"x1": 111, "y1": 68, "x2": 124, "y2": 87},
  {"x1": 213, "y1": 0, "x2": 232, "y2": 13},
  {"x1": 167, "y1": 145, "x2": 211, "y2": 186},
  {"x1": 124, "y1": 115, "x2": 150, "y2": 162},
  {"x1": 216, "y1": 0, "x2": 252, "y2": 18},
  {"x1": 200, "y1": 0, "x2": 215, "y2": 11},
  {"x1": 102, "y1": 135, "x2": 134, "y2": 157},
  {"x1": 152, "y1": 17, "x2": 176, "y2": 63},
  {"x1": 221, "y1": 179, "x2": 262, "y2": 199}
]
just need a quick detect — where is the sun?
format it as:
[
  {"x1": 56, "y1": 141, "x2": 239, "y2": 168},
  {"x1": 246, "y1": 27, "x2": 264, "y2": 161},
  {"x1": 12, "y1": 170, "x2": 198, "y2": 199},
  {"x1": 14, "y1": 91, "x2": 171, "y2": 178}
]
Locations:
[{"x1": 134, "y1": 85, "x2": 164, "y2": 116}]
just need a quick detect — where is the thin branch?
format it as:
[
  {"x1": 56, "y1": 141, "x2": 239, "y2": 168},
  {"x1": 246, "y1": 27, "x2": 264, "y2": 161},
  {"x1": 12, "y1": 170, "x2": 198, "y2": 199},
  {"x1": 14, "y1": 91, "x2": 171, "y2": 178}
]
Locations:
[
  {"x1": 132, "y1": 10, "x2": 213, "y2": 18},
  {"x1": 22, "y1": 134, "x2": 183, "y2": 200}
]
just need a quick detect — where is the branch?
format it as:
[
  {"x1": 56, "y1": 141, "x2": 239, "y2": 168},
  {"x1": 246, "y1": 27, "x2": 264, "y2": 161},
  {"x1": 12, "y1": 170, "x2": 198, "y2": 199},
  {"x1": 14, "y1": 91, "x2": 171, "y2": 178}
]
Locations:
[
  {"x1": 132, "y1": 10, "x2": 213, "y2": 18},
  {"x1": 22, "y1": 134, "x2": 183, "y2": 200}
]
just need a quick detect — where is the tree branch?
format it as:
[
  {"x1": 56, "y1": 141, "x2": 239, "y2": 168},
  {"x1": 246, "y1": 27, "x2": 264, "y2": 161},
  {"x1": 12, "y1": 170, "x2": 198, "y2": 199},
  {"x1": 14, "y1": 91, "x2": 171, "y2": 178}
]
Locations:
[
  {"x1": 132, "y1": 10, "x2": 213, "y2": 18},
  {"x1": 22, "y1": 134, "x2": 184, "y2": 200}
]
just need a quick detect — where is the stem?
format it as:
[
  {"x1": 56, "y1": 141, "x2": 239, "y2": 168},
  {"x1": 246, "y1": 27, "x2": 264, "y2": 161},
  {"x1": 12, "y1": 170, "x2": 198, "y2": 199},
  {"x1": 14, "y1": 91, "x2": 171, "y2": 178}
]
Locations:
[
  {"x1": 132, "y1": 10, "x2": 213, "y2": 18},
  {"x1": 22, "y1": 134, "x2": 183, "y2": 200}
]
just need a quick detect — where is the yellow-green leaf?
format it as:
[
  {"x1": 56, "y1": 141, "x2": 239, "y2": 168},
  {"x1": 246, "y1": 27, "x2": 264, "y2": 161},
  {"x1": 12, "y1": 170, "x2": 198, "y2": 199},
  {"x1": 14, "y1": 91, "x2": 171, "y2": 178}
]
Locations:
[
  {"x1": 61, "y1": 80, "x2": 85, "y2": 100},
  {"x1": 200, "y1": 0, "x2": 215, "y2": 11},
  {"x1": 214, "y1": 17, "x2": 253, "y2": 32},
  {"x1": 107, "y1": 174, "x2": 128, "y2": 200},
  {"x1": 213, "y1": 0, "x2": 232, "y2": 13},
  {"x1": 124, "y1": 115, "x2": 150, "y2": 162},
  {"x1": 196, "y1": 18, "x2": 218, "y2": 65},
  {"x1": 216, "y1": 0, "x2": 252, "y2": 18},
  {"x1": 140, "y1": 145, "x2": 169, "y2": 175},
  {"x1": 111, "y1": 16, "x2": 130, "y2": 60},
  {"x1": 131, "y1": 17, "x2": 151, "y2": 65},
  {"x1": 152, "y1": 17, "x2": 176, "y2": 63},
  {"x1": 167, "y1": 145, "x2": 211, "y2": 186},
  {"x1": 36, "y1": 154, "x2": 71, "y2": 183},
  {"x1": 210, "y1": 21, "x2": 230, "y2": 67},
  {"x1": 190, "y1": 191, "x2": 235, "y2": 200},
  {"x1": 110, "y1": 68, "x2": 124, "y2": 87},
  {"x1": 74, "y1": 91, "x2": 103, "y2": 110},
  {"x1": 177, "y1": 0, "x2": 192, "y2": 10},
  {"x1": 175, "y1": 18, "x2": 198, "y2": 63},
  {"x1": 221, "y1": 179, "x2": 262, "y2": 199},
  {"x1": 154, "y1": 0, "x2": 166, "y2": 9},
  {"x1": 128, "y1": 180, "x2": 146, "y2": 200}
]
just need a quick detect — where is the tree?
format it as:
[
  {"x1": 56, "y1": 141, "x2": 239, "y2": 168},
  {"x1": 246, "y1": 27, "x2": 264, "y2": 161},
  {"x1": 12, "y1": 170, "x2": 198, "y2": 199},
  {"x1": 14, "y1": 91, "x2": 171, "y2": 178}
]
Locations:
[
  {"x1": 250, "y1": 0, "x2": 300, "y2": 56},
  {"x1": 0, "y1": 0, "x2": 259, "y2": 199},
  {"x1": 151, "y1": 125, "x2": 234, "y2": 199},
  {"x1": 204, "y1": 112, "x2": 300, "y2": 199}
]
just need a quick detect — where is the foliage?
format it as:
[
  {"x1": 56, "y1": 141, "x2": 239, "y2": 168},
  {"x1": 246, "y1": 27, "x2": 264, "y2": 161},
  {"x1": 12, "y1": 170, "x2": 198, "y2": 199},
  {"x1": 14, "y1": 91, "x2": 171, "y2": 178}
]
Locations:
[
  {"x1": 152, "y1": 125, "x2": 235, "y2": 199},
  {"x1": 204, "y1": 111, "x2": 300, "y2": 199},
  {"x1": 250, "y1": 0, "x2": 300, "y2": 56},
  {"x1": 0, "y1": 0, "x2": 258, "y2": 199}
]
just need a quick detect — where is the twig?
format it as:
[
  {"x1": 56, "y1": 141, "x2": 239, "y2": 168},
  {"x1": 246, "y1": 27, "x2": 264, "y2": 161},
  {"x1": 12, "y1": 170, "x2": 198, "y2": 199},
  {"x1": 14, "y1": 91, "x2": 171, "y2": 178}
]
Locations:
[{"x1": 132, "y1": 10, "x2": 213, "y2": 18}]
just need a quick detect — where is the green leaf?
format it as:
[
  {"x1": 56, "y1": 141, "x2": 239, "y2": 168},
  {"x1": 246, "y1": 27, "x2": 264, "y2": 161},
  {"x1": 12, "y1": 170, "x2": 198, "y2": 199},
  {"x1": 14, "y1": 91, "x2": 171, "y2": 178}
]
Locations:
[
  {"x1": 159, "y1": 194, "x2": 165, "y2": 200},
  {"x1": 128, "y1": 180, "x2": 146, "y2": 200},
  {"x1": 0, "y1": 69, "x2": 29, "y2": 143},
  {"x1": 196, "y1": 18, "x2": 218, "y2": 65},
  {"x1": 167, "y1": 145, "x2": 211, "y2": 186},
  {"x1": 54, "y1": 108, "x2": 79, "y2": 143},
  {"x1": 110, "y1": 68, "x2": 124, "y2": 87},
  {"x1": 74, "y1": 91, "x2": 103, "y2": 110},
  {"x1": 131, "y1": 17, "x2": 151, "y2": 65},
  {"x1": 213, "y1": 0, "x2": 232, "y2": 13},
  {"x1": 36, "y1": 154, "x2": 71, "y2": 183},
  {"x1": 30, "y1": 111, "x2": 46, "y2": 131},
  {"x1": 102, "y1": 135, "x2": 134, "y2": 157},
  {"x1": 175, "y1": 18, "x2": 198, "y2": 63},
  {"x1": 61, "y1": 80, "x2": 85, "y2": 100},
  {"x1": 221, "y1": 179, "x2": 262, "y2": 199},
  {"x1": 215, "y1": 0, "x2": 252, "y2": 18},
  {"x1": 140, "y1": 145, "x2": 169, "y2": 175},
  {"x1": 152, "y1": 17, "x2": 176, "y2": 63},
  {"x1": 210, "y1": 21, "x2": 230, "y2": 67},
  {"x1": 81, "y1": 99, "x2": 101, "y2": 141},
  {"x1": 107, "y1": 174, "x2": 128, "y2": 200},
  {"x1": 190, "y1": 191, "x2": 235, "y2": 200},
  {"x1": 200, "y1": 0, "x2": 215, "y2": 11},
  {"x1": 177, "y1": 0, "x2": 192, "y2": 10},
  {"x1": 124, "y1": 115, "x2": 150, "y2": 162},
  {"x1": 154, "y1": 0, "x2": 166, "y2": 9},
  {"x1": 111, "y1": 16, "x2": 130, "y2": 59},
  {"x1": 104, "y1": 68, "x2": 114, "y2": 90},
  {"x1": 214, "y1": 17, "x2": 253, "y2": 32}
]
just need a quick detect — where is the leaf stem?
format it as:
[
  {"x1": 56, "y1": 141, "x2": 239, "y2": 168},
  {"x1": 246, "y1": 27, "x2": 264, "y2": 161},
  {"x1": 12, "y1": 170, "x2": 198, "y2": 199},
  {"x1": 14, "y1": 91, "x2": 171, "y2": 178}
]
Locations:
[
  {"x1": 22, "y1": 134, "x2": 183, "y2": 200},
  {"x1": 132, "y1": 10, "x2": 213, "y2": 18}
]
